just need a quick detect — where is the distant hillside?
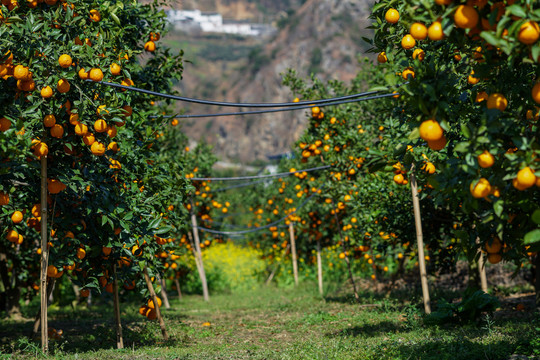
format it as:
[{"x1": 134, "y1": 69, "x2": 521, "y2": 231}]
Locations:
[{"x1": 169, "y1": 0, "x2": 374, "y2": 163}]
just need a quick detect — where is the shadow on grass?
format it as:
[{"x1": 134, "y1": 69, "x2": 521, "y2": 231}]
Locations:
[
  {"x1": 0, "y1": 304, "x2": 189, "y2": 355},
  {"x1": 326, "y1": 320, "x2": 404, "y2": 338}
]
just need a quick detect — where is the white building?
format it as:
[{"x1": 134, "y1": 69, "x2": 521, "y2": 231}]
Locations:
[{"x1": 167, "y1": 9, "x2": 273, "y2": 37}]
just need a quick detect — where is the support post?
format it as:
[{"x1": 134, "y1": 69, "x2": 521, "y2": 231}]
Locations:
[
  {"x1": 32, "y1": 278, "x2": 55, "y2": 339},
  {"x1": 190, "y1": 207, "x2": 209, "y2": 302},
  {"x1": 410, "y1": 163, "x2": 431, "y2": 314},
  {"x1": 143, "y1": 267, "x2": 169, "y2": 341},
  {"x1": 288, "y1": 222, "x2": 299, "y2": 287},
  {"x1": 39, "y1": 156, "x2": 49, "y2": 353},
  {"x1": 479, "y1": 252, "x2": 488, "y2": 293},
  {"x1": 112, "y1": 265, "x2": 124, "y2": 349},
  {"x1": 174, "y1": 277, "x2": 183, "y2": 300},
  {"x1": 159, "y1": 275, "x2": 171, "y2": 309},
  {"x1": 316, "y1": 239, "x2": 323, "y2": 296}
]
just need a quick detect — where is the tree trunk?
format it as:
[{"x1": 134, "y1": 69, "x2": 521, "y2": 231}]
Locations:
[
  {"x1": 288, "y1": 223, "x2": 299, "y2": 287},
  {"x1": 174, "y1": 278, "x2": 182, "y2": 300},
  {"x1": 535, "y1": 254, "x2": 540, "y2": 310},
  {"x1": 159, "y1": 276, "x2": 171, "y2": 309},
  {"x1": 316, "y1": 239, "x2": 323, "y2": 296},
  {"x1": 143, "y1": 267, "x2": 169, "y2": 341},
  {"x1": 190, "y1": 211, "x2": 209, "y2": 302}
]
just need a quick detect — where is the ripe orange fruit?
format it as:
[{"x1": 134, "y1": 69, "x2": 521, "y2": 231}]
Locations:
[
  {"x1": 385, "y1": 8, "x2": 399, "y2": 24},
  {"x1": 41, "y1": 86, "x2": 53, "y2": 99},
  {"x1": 454, "y1": 5, "x2": 479, "y2": 29},
  {"x1": 467, "y1": 70, "x2": 479, "y2": 85},
  {"x1": 422, "y1": 162, "x2": 436, "y2": 174},
  {"x1": 435, "y1": 0, "x2": 452, "y2": 5},
  {"x1": 13, "y1": 65, "x2": 28, "y2": 80},
  {"x1": 410, "y1": 23, "x2": 428, "y2": 40},
  {"x1": 74, "y1": 123, "x2": 88, "y2": 136},
  {"x1": 48, "y1": 179, "x2": 66, "y2": 194},
  {"x1": 0, "y1": 117, "x2": 11, "y2": 132},
  {"x1": 419, "y1": 119, "x2": 443, "y2": 142},
  {"x1": 146, "y1": 308, "x2": 157, "y2": 320},
  {"x1": 518, "y1": 21, "x2": 539, "y2": 45},
  {"x1": 107, "y1": 125, "x2": 117, "y2": 138},
  {"x1": 107, "y1": 142, "x2": 119, "y2": 152},
  {"x1": 76, "y1": 247, "x2": 86, "y2": 260},
  {"x1": 6, "y1": 229, "x2": 18, "y2": 242},
  {"x1": 338, "y1": 252, "x2": 346, "y2": 259},
  {"x1": 393, "y1": 173, "x2": 404, "y2": 184},
  {"x1": 43, "y1": 114, "x2": 56, "y2": 127},
  {"x1": 33, "y1": 141, "x2": 49, "y2": 158},
  {"x1": 89, "y1": 9, "x2": 101, "y2": 22},
  {"x1": 110, "y1": 63, "x2": 121, "y2": 76},
  {"x1": 50, "y1": 124, "x2": 64, "y2": 138},
  {"x1": 83, "y1": 133, "x2": 95, "y2": 146},
  {"x1": 377, "y1": 52, "x2": 387, "y2": 63},
  {"x1": 57, "y1": 78, "x2": 70, "y2": 93},
  {"x1": 69, "y1": 113, "x2": 79, "y2": 125},
  {"x1": 412, "y1": 49, "x2": 425, "y2": 61},
  {"x1": 475, "y1": 91, "x2": 488, "y2": 103},
  {"x1": 486, "y1": 93, "x2": 508, "y2": 111},
  {"x1": 532, "y1": 82, "x2": 540, "y2": 104},
  {"x1": 94, "y1": 119, "x2": 107, "y2": 133},
  {"x1": 0, "y1": 191, "x2": 10, "y2": 205},
  {"x1": 91, "y1": 142, "x2": 105, "y2": 156},
  {"x1": 402, "y1": 67, "x2": 415, "y2": 80},
  {"x1": 89, "y1": 68, "x2": 103, "y2": 82},
  {"x1": 102, "y1": 246, "x2": 112, "y2": 256},
  {"x1": 428, "y1": 21, "x2": 444, "y2": 40},
  {"x1": 147, "y1": 297, "x2": 162, "y2": 309},
  {"x1": 78, "y1": 68, "x2": 89, "y2": 80},
  {"x1": 132, "y1": 245, "x2": 142, "y2": 257},
  {"x1": 485, "y1": 237, "x2": 502, "y2": 253},
  {"x1": 487, "y1": 253, "x2": 502, "y2": 264},
  {"x1": 144, "y1": 41, "x2": 156, "y2": 52},
  {"x1": 58, "y1": 54, "x2": 72, "y2": 68},
  {"x1": 171, "y1": 119, "x2": 179, "y2": 126},
  {"x1": 149, "y1": 32, "x2": 161, "y2": 41},
  {"x1": 470, "y1": 178, "x2": 491, "y2": 198},
  {"x1": 122, "y1": 105, "x2": 133, "y2": 117},
  {"x1": 47, "y1": 265, "x2": 58, "y2": 278},
  {"x1": 11, "y1": 211, "x2": 23, "y2": 224},
  {"x1": 401, "y1": 34, "x2": 416, "y2": 50},
  {"x1": 477, "y1": 150, "x2": 494, "y2": 168},
  {"x1": 514, "y1": 166, "x2": 537, "y2": 190},
  {"x1": 80, "y1": 289, "x2": 90, "y2": 297}
]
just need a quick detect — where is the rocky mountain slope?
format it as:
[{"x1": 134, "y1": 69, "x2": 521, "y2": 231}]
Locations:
[{"x1": 172, "y1": 0, "x2": 375, "y2": 163}]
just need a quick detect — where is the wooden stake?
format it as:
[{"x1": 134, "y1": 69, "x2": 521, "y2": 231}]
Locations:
[
  {"x1": 478, "y1": 250, "x2": 488, "y2": 293},
  {"x1": 112, "y1": 265, "x2": 124, "y2": 349},
  {"x1": 190, "y1": 208, "x2": 209, "y2": 302},
  {"x1": 409, "y1": 164, "x2": 431, "y2": 314},
  {"x1": 316, "y1": 239, "x2": 323, "y2": 296},
  {"x1": 143, "y1": 267, "x2": 169, "y2": 341},
  {"x1": 288, "y1": 222, "x2": 299, "y2": 287},
  {"x1": 159, "y1": 275, "x2": 171, "y2": 309},
  {"x1": 174, "y1": 278, "x2": 183, "y2": 300},
  {"x1": 31, "y1": 278, "x2": 55, "y2": 339},
  {"x1": 39, "y1": 156, "x2": 49, "y2": 353}
]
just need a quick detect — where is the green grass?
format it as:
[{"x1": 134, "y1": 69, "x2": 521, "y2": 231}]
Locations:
[{"x1": 1, "y1": 284, "x2": 539, "y2": 359}]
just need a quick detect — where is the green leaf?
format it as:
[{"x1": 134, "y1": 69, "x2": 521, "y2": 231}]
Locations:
[
  {"x1": 532, "y1": 209, "x2": 540, "y2": 225},
  {"x1": 460, "y1": 124, "x2": 471, "y2": 139},
  {"x1": 524, "y1": 229, "x2": 540, "y2": 245},
  {"x1": 493, "y1": 200, "x2": 504, "y2": 218},
  {"x1": 506, "y1": 5, "x2": 527, "y2": 18},
  {"x1": 479, "y1": 31, "x2": 501, "y2": 48}
]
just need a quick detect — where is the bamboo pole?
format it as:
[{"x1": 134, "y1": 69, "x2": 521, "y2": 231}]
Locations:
[
  {"x1": 112, "y1": 265, "x2": 124, "y2": 349},
  {"x1": 159, "y1": 275, "x2": 171, "y2": 309},
  {"x1": 478, "y1": 251, "x2": 488, "y2": 293},
  {"x1": 39, "y1": 156, "x2": 49, "y2": 352},
  {"x1": 409, "y1": 163, "x2": 431, "y2": 314},
  {"x1": 288, "y1": 222, "x2": 299, "y2": 287},
  {"x1": 143, "y1": 267, "x2": 169, "y2": 340},
  {"x1": 174, "y1": 278, "x2": 183, "y2": 300},
  {"x1": 31, "y1": 278, "x2": 55, "y2": 339},
  {"x1": 316, "y1": 239, "x2": 323, "y2": 296},
  {"x1": 190, "y1": 208, "x2": 209, "y2": 302}
]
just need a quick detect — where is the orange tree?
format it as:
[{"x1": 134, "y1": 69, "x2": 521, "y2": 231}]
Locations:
[
  {"x1": 0, "y1": 0, "x2": 189, "y2": 319},
  {"x1": 367, "y1": 0, "x2": 539, "y2": 299},
  {"x1": 281, "y1": 65, "x2": 462, "y2": 288}
]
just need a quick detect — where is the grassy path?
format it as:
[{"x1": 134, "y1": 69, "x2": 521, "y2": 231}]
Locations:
[{"x1": 1, "y1": 285, "x2": 539, "y2": 359}]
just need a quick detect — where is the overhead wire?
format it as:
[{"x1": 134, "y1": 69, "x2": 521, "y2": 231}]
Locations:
[
  {"x1": 93, "y1": 80, "x2": 384, "y2": 108},
  {"x1": 190, "y1": 164, "x2": 331, "y2": 181}
]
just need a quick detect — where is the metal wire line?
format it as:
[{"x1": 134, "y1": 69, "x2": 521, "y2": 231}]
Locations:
[
  {"x1": 151, "y1": 92, "x2": 399, "y2": 119},
  {"x1": 94, "y1": 80, "x2": 383, "y2": 108},
  {"x1": 195, "y1": 185, "x2": 324, "y2": 235},
  {"x1": 190, "y1": 164, "x2": 331, "y2": 181}
]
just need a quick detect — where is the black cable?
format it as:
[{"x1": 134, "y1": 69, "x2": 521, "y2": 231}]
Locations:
[
  {"x1": 152, "y1": 93, "x2": 400, "y2": 119},
  {"x1": 93, "y1": 80, "x2": 383, "y2": 108},
  {"x1": 190, "y1": 164, "x2": 330, "y2": 181}
]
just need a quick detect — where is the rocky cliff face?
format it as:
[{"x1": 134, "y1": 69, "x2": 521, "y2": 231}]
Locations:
[{"x1": 175, "y1": 0, "x2": 374, "y2": 163}]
